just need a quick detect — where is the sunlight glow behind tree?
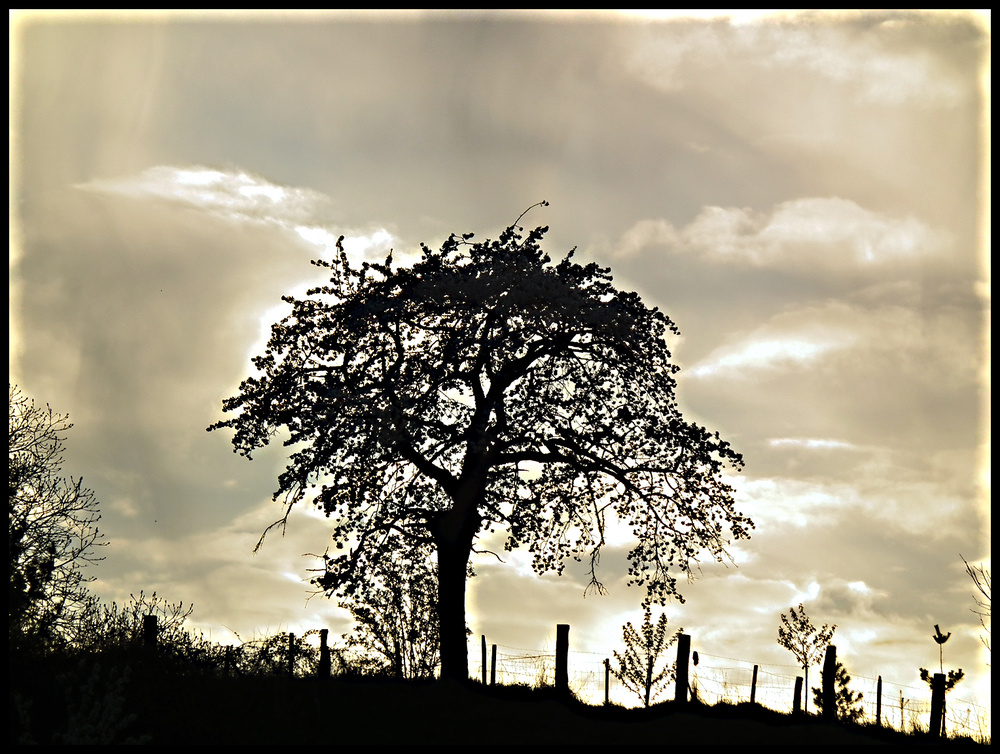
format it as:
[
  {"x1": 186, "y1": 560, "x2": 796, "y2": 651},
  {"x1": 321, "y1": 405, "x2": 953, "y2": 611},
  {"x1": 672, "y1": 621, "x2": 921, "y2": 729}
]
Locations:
[{"x1": 210, "y1": 207, "x2": 753, "y2": 681}]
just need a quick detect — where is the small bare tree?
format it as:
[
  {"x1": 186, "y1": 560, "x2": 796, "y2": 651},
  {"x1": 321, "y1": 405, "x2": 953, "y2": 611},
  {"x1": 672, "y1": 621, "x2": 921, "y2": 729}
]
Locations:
[
  {"x1": 76, "y1": 590, "x2": 195, "y2": 654},
  {"x1": 9, "y1": 384, "x2": 105, "y2": 649},
  {"x1": 338, "y1": 539, "x2": 441, "y2": 679},
  {"x1": 611, "y1": 606, "x2": 681, "y2": 708},
  {"x1": 961, "y1": 554, "x2": 991, "y2": 654},
  {"x1": 777, "y1": 603, "x2": 835, "y2": 715}
]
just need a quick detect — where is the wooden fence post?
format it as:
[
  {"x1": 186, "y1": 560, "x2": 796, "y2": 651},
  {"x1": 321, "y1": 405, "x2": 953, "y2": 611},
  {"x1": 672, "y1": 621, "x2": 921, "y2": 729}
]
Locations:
[
  {"x1": 876, "y1": 675, "x2": 882, "y2": 727},
  {"x1": 555, "y1": 624, "x2": 570, "y2": 693},
  {"x1": 318, "y1": 628, "x2": 331, "y2": 678},
  {"x1": 928, "y1": 673, "x2": 946, "y2": 738},
  {"x1": 481, "y1": 635, "x2": 487, "y2": 685},
  {"x1": 490, "y1": 644, "x2": 497, "y2": 686},
  {"x1": 793, "y1": 677, "x2": 803, "y2": 715},
  {"x1": 822, "y1": 645, "x2": 837, "y2": 721},
  {"x1": 750, "y1": 664, "x2": 759, "y2": 704},
  {"x1": 604, "y1": 658, "x2": 610, "y2": 706},
  {"x1": 691, "y1": 651, "x2": 699, "y2": 703},
  {"x1": 143, "y1": 614, "x2": 158, "y2": 650},
  {"x1": 674, "y1": 633, "x2": 690, "y2": 704}
]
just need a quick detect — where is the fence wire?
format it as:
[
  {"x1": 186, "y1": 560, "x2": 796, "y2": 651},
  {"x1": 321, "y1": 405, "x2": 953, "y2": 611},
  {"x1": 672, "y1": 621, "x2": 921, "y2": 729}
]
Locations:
[{"x1": 467, "y1": 640, "x2": 990, "y2": 742}]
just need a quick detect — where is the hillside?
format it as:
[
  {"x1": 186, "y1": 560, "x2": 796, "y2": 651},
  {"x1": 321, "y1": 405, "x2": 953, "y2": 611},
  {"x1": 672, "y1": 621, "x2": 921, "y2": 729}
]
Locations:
[{"x1": 12, "y1": 659, "x2": 986, "y2": 746}]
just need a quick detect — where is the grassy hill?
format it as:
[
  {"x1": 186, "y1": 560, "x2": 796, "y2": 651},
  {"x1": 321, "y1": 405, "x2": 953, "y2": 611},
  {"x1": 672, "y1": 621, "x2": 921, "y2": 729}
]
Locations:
[{"x1": 11, "y1": 656, "x2": 987, "y2": 746}]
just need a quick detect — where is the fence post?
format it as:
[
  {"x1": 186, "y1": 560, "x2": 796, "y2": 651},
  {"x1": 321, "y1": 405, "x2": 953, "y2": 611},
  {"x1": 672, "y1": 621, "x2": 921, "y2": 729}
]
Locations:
[
  {"x1": 822, "y1": 645, "x2": 837, "y2": 721},
  {"x1": 555, "y1": 624, "x2": 570, "y2": 693},
  {"x1": 793, "y1": 677, "x2": 803, "y2": 715},
  {"x1": 490, "y1": 644, "x2": 497, "y2": 686},
  {"x1": 928, "y1": 673, "x2": 946, "y2": 738},
  {"x1": 876, "y1": 675, "x2": 882, "y2": 727},
  {"x1": 691, "y1": 650, "x2": 699, "y2": 703},
  {"x1": 750, "y1": 665, "x2": 759, "y2": 704},
  {"x1": 318, "y1": 628, "x2": 331, "y2": 678},
  {"x1": 604, "y1": 658, "x2": 610, "y2": 705},
  {"x1": 481, "y1": 635, "x2": 487, "y2": 685},
  {"x1": 287, "y1": 632, "x2": 296, "y2": 677},
  {"x1": 142, "y1": 614, "x2": 158, "y2": 651},
  {"x1": 674, "y1": 633, "x2": 690, "y2": 704}
]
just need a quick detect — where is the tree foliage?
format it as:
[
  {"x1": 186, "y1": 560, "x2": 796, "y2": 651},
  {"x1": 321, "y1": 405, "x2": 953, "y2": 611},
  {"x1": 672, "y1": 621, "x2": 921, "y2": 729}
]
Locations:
[
  {"x1": 919, "y1": 666, "x2": 964, "y2": 691},
  {"x1": 210, "y1": 210, "x2": 752, "y2": 679},
  {"x1": 777, "y1": 603, "x2": 835, "y2": 715},
  {"x1": 75, "y1": 591, "x2": 195, "y2": 655},
  {"x1": 611, "y1": 606, "x2": 680, "y2": 707},
  {"x1": 339, "y1": 538, "x2": 442, "y2": 679},
  {"x1": 9, "y1": 384, "x2": 105, "y2": 649},
  {"x1": 811, "y1": 659, "x2": 864, "y2": 724},
  {"x1": 78, "y1": 590, "x2": 326, "y2": 677}
]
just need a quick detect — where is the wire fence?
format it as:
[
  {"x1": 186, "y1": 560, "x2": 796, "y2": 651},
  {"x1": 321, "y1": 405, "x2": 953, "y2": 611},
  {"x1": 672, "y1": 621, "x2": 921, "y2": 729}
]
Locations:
[
  {"x1": 468, "y1": 639, "x2": 991, "y2": 742},
  {"x1": 128, "y1": 615, "x2": 991, "y2": 743}
]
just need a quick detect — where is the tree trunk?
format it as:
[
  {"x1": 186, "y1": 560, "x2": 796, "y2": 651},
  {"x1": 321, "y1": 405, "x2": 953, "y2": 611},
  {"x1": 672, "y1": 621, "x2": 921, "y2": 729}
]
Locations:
[
  {"x1": 436, "y1": 534, "x2": 472, "y2": 681},
  {"x1": 433, "y1": 478, "x2": 484, "y2": 682}
]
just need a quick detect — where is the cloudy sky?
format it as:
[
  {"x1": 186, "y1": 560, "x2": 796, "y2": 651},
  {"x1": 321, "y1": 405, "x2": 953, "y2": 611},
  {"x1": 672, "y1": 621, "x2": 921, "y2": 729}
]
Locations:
[{"x1": 10, "y1": 10, "x2": 990, "y2": 717}]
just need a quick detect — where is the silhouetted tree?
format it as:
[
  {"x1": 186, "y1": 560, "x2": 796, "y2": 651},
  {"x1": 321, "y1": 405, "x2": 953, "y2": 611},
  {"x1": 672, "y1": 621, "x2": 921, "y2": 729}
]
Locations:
[
  {"x1": 210, "y1": 208, "x2": 752, "y2": 681},
  {"x1": 777, "y1": 603, "x2": 835, "y2": 715},
  {"x1": 811, "y1": 658, "x2": 864, "y2": 723},
  {"x1": 75, "y1": 590, "x2": 197, "y2": 657},
  {"x1": 961, "y1": 554, "x2": 990, "y2": 654},
  {"x1": 340, "y1": 538, "x2": 441, "y2": 679},
  {"x1": 9, "y1": 384, "x2": 104, "y2": 650},
  {"x1": 919, "y1": 664, "x2": 964, "y2": 737},
  {"x1": 230, "y1": 630, "x2": 320, "y2": 678},
  {"x1": 611, "y1": 606, "x2": 680, "y2": 707},
  {"x1": 919, "y1": 623, "x2": 964, "y2": 736}
]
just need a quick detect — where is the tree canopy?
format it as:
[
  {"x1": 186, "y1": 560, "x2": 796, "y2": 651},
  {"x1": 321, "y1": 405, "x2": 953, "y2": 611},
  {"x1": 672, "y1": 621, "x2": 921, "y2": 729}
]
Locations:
[
  {"x1": 210, "y1": 211, "x2": 752, "y2": 680},
  {"x1": 340, "y1": 536, "x2": 441, "y2": 679},
  {"x1": 9, "y1": 384, "x2": 104, "y2": 650},
  {"x1": 811, "y1": 658, "x2": 864, "y2": 724},
  {"x1": 777, "y1": 603, "x2": 836, "y2": 715},
  {"x1": 611, "y1": 606, "x2": 681, "y2": 708}
]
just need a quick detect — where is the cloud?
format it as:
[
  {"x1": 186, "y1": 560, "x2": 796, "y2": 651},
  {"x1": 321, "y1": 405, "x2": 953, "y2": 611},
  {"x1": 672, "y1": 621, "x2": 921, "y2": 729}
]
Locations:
[
  {"x1": 768, "y1": 437, "x2": 859, "y2": 451},
  {"x1": 626, "y1": 17, "x2": 970, "y2": 107},
  {"x1": 80, "y1": 165, "x2": 332, "y2": 226},
  {"x1": 813, "y1": 577, "x2": 884, "y2": 616},
  {"x1": 686, "y1": 299, "x2": 978, "y2": 391},
  {"x1": 689, "y1": 326, "x2": 857, "y2": 378},
  {"x1": 611, "y1": 219, "x2": 679, "y2": 259},
  {"x1": 614, "y1": 198, "x2": 949, "y2": 272},
  {"x1": 685, "y1": 303, "x2": 863, "y2": 379},
  {"x1": 731, "y1": 472, "x2": 970, "y2": 539},
  {"x1": 90, "y1": 494, "x2": 350, "y2": 642},
  {"x1": 756, "y1": 21, "x2": 968, "y2": 107},
  {"x1": 78, "y1": 165, "x2": 397, "y2": 267}
]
